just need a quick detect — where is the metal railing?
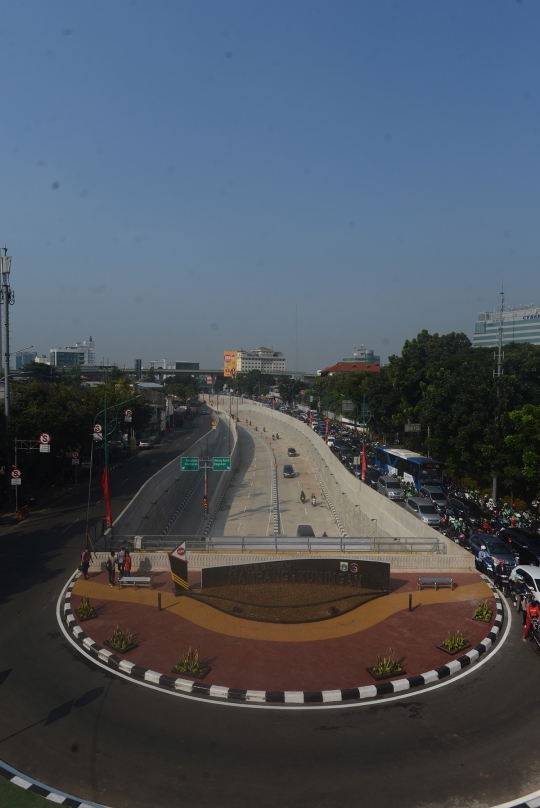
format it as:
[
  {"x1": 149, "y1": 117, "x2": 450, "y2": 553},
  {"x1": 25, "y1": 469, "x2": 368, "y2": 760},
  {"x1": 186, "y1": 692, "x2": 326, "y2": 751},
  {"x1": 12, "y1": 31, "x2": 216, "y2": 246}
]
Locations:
[{"x1": 94, "y1": 534, "x2": 447, "y2": 555}]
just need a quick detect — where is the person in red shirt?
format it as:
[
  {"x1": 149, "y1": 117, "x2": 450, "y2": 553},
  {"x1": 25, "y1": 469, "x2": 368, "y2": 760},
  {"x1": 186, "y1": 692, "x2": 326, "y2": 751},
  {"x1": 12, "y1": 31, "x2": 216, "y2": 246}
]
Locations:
[
  {"x1": 523, "y1": 595, "x2": 540, "y2": 641},
  {"x1": 123, "y1": 551, "x2": 132, "y2": 578}
]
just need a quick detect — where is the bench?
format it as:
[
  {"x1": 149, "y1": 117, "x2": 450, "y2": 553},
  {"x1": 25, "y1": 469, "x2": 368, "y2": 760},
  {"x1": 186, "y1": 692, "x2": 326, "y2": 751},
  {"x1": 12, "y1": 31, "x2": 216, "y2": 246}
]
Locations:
[
  {"x1": 417, "y1": 576, "x2": 454, "y2": 592},
  {"x1": 118, "y1": 576, "x2": 152, "y2": 590}
]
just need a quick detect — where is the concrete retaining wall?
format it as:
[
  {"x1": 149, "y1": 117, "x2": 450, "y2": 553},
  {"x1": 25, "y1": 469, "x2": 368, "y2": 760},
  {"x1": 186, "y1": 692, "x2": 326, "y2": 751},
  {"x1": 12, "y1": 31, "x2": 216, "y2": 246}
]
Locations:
[
  {"x1": 232, "y1": 398, "x2": 470, "y2": 562},
  {"x1": 109, "y1": 415, "x2": 233, "y2": 538},
  {"x1": 89, "y1": 550, "x2": 473, "y2": 573}
]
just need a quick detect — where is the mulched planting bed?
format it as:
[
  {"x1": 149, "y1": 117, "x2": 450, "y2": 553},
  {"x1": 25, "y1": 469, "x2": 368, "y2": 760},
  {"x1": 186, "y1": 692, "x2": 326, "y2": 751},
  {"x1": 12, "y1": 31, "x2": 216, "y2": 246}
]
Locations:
[{"x1": 187, "y1": 582, "x2": 385, "y2": 622}]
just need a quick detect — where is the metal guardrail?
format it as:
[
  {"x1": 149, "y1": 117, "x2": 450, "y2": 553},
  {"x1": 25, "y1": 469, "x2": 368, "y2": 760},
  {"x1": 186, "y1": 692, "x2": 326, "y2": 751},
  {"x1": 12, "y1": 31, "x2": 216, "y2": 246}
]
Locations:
[{"x1": 94, "y1": 534, "x2": 447, "y2": 555}]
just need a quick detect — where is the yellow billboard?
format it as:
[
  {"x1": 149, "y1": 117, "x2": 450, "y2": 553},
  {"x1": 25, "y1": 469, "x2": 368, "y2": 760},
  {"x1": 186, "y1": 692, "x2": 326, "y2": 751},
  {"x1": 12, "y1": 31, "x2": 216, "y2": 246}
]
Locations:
[{"x1": 223, "y1": 350, "x2": 238, "y2": 378}]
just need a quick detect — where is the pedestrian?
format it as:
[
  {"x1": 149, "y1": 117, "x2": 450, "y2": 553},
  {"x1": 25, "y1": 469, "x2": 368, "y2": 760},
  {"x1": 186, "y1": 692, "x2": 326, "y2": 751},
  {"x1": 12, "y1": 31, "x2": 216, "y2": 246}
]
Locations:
[
  {"x1": 523, "y1": 596, "x2": 539, "y2": 642},
  {"x1": 106, "y1": 550, "x2": 116, "y2": 587},
  {"x1": 123, "y1": 551, "x2": 132, "y2": 578},
  {"x1": 80, "y1": 547, "x2": 91, "y2": 581},
  {"x1": 117, "y1": 545, "x2": 126, "y2": 577}
]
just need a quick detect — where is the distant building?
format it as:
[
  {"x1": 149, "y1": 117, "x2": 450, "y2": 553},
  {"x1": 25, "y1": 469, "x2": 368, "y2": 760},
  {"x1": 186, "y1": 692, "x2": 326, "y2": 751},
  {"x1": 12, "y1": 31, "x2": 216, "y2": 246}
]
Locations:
[
  {"x1": 175, "y1": 361, "x2": 199, "y2": 370},
  {"x1": 474, "y1": 306, "x2": 540, "y2": 348},
  {"x1": 235, "y1": 347, "x2": 286, "y2": 373},
  {"x1": 50, "y1": 337, "x2": 95, "y2": 367},
  {"x1": 318, "y1": 345, "x2": 381, "y2": 377},
  {"x1": 134, "y1": 359, "x2": 142, "y2": 380},
  {"x1": 15, "y1": 351, "x2": 38, "y2": 369}
]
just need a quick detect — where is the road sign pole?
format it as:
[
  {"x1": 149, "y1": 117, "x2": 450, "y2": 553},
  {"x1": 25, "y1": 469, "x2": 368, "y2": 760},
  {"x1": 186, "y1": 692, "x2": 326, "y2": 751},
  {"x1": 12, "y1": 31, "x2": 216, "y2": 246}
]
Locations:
[
  {"x1": 14, "y1": 437, "x2": 17, "y2": 512},
  {"x1": 205, "y1": 462, "x2": 209, "y2": 518}
]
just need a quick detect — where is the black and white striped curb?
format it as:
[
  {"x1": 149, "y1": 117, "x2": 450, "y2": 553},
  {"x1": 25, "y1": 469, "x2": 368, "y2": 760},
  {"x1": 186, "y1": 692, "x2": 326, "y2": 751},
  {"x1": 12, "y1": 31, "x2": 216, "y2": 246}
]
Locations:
[
  {"x1": 271, "y1": 449, "x2": 280, "y2": 536},
  {"x1": 0, "y1": 759, "x2": 108, "y2": 808},
  {"x1": 63, "y1": 576, "x2": 503, "y2": 706}
]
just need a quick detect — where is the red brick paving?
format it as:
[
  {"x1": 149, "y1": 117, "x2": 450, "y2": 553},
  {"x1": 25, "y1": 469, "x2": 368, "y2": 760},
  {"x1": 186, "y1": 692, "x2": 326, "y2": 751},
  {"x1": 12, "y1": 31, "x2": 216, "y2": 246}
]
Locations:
[{"x1": 72, "y1": 572, "x2": 496, "y2": 692}]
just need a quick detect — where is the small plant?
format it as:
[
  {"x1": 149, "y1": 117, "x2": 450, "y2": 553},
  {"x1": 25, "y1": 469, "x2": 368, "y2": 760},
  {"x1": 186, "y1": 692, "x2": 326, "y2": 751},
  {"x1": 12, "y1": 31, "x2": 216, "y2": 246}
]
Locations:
[
  {"x1": 371, "y1": 647, "x2": 404, "y2": 677},
  {"x1": 107, "y1": 624, "x2": 134, "y2": 652},
  {"x1": 174, "y1": 647, "x2": 207, "y2": 676},
  {"x1": 473, "y1": 599, "x2": 493, "y2": 622},
  {"x1": 77, "y1": 594, "x2": 96, "y2": 620},
  {"x1": 441, "y1": 629, "x2": 467, "y2": 653}
]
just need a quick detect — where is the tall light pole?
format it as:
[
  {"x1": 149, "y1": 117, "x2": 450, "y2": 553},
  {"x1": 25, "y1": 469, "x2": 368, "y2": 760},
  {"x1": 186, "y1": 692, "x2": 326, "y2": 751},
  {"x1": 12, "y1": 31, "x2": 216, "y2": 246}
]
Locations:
[{"x1": 1, "y1": 249, "x2": 14, "y2": 490}]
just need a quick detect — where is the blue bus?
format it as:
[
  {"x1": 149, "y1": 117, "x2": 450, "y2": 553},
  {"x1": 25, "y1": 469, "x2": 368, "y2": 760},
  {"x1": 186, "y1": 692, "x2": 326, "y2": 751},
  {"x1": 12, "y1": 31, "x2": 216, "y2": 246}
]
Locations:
[{"x1": 374, "y1": 447, "x2": 444, "y2": 490}]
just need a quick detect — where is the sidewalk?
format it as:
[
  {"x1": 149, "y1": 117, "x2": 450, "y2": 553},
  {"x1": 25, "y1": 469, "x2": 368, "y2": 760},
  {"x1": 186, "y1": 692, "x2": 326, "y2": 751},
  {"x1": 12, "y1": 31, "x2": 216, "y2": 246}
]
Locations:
[{"x1": 71, "y1": 572, "x2": 495, "y2": 692}]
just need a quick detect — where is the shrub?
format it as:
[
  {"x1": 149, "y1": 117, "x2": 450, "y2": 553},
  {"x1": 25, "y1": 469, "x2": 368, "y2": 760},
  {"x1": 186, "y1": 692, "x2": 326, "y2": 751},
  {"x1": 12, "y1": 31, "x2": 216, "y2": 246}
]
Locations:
[
  {"x1": 174, "y1": 647, "x2": 207, "y2": 676},
  {"x1": 107, "y1": 624, "x2": 134, "y2": 651},
  {"x1": 473, "y1": 599, "x2": 492, "y2": 622},
  {"x1": 441, "y1": 629, "x2": 467, "y2": 653},
  {"x1": 77, "y1": 595, "x2": 96, "y2": 620},
  {"x1": 371, "y1": 647, "x2": 404, "y2": 676}
]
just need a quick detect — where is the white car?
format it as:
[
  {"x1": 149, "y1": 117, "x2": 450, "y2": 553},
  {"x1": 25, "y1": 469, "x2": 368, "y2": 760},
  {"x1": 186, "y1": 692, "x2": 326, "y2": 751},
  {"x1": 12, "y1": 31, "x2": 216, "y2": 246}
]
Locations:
[{"x1": 512, "y1": 565, "x2": 540, "y2": 604}]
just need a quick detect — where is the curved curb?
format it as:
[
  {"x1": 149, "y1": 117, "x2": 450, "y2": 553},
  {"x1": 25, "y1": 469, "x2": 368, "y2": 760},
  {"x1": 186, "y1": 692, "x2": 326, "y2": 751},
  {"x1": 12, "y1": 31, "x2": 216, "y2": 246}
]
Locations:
[
  {"x1": 0, "y1": 758, "x2": 110, "y2": 807},
  {"x1": 62, "y1": 573, "x2": 504, "y2": 707}
]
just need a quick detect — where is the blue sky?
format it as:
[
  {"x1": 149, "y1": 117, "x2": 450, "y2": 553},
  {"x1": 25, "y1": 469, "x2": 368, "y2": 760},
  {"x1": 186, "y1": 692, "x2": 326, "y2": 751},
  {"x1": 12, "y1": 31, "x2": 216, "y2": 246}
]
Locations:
[{"x1": 1, "y1": 0, "x2": 539, "y2": 371}]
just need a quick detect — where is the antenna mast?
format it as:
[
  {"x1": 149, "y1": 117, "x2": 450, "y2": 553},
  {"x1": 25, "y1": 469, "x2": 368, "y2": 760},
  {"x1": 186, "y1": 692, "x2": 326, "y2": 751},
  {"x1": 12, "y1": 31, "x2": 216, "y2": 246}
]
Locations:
[{"x1": 492, "y1": 286, "x2": 504, "y2": 503}]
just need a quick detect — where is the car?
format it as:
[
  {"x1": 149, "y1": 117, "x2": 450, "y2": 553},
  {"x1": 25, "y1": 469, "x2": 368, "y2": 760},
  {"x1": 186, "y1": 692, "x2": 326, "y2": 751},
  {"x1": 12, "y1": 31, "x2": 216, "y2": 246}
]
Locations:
[
  {"x1": 138, "y1": 439, "x2": 152, "y2": 449},
  {"x1": 297, "y1": 525, "x2": 315, "y2": 537},
  {"x1": 364, "y1": 467, "x2": 381, "y2": 489},
  {"x1": 283, "y1": 464, "x2": 295, "y2": 478},
  {"x1": 405, "y1": 496, "x2": 441, "y2": 527},
  {"x1": 468, "y1": 534, "x2": 516, "y2": 574},
  {"x1": 499, "y1": 527, "x2": 540, "y2": 566},
  {"x1": 287, "y1": 447, "x2": 297, "y2": 457},
  {"x1": 201, "y1": 408, "x2": 208, "y2": 415},
  {"x1": 511, "y1": 565, "x2": 540, "y2": 604},
  {"x1": 377, "y1": 475, "x2": 404, "y2": 501},
  {"x1": 447, "y1": 496, "x2": 484, "y2": 526},
  {"x1": 326, "y1": 437, "x2": 335, "y2": 447},
  {"x1": 419, "y1": 485, "x2": 448, "y2": 513}
]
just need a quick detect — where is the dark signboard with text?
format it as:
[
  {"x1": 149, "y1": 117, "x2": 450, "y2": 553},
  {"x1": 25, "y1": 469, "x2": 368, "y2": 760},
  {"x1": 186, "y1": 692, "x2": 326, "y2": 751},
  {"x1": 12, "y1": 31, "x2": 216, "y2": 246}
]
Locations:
[{"x1": 201, "y1": 558, "x2": 390, "y2": 593}]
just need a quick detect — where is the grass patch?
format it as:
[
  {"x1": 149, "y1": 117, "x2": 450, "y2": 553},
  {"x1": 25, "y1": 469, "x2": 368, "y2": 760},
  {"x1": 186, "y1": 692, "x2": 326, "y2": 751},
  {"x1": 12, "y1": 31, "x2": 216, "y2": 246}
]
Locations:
[{"x1": 0, "y1": 776, "x2": 55, "y2": 807}]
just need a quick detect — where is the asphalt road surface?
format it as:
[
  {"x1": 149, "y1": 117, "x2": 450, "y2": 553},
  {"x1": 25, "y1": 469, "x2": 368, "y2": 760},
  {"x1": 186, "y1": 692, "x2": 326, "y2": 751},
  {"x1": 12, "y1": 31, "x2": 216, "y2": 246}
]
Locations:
[{"x1": 0, "y1": 415, "x2": 539, "y2": 808}]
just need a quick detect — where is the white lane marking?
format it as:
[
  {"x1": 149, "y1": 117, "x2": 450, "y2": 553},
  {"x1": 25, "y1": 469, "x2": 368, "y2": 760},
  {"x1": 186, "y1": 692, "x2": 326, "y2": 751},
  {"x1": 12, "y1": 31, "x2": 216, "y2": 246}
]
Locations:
[
  {"x1": 62, "y1": 519, "x2": 78, "y2": 533},
  {"x1": 121, "y1": 478, "x2": 129, "y2": 484},
  {"x1": 237, "y1": 522, "x2": 242, "y2": 532}
]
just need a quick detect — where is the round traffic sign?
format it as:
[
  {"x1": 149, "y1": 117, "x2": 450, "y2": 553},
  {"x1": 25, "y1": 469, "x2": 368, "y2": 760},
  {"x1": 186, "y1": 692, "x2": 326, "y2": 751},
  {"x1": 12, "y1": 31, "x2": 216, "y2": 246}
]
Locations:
[
  {"x1": 11, "y1": 468, "x2": 21, "y2": 478},
  {"x1": 125, "y1": 409, "x2": 133, "y2": 417},
  {"x1": 72, "y1": 451, "x2": 79, "y2": 459},
  {"x1": 94, "y1": 424, "x2": 103, "y2": 433},
  {"x1": 177, "y1": 547, "x2": 185, "y2": 557},
  {"x1": 39, "y1": 433, "x2": 51, "y2": 445}
]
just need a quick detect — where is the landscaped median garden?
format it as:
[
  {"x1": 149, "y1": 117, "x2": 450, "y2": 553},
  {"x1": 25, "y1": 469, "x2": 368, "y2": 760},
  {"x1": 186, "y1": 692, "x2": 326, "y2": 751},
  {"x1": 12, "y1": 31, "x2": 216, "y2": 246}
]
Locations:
[{"x1": 67, "y1": 568, "x2": 499, "y2": 694}]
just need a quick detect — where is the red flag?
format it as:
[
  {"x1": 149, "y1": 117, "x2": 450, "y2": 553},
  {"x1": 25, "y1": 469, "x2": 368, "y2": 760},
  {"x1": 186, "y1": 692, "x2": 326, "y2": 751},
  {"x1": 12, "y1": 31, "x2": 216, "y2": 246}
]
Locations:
[
  {"x1": 102, "y1": 466, "x2": 113, "y2": 527},
  {"x1": 309, "y1": 411, "x2": 313, "y2": 427},
  {"x1": 361, "y1": 443, "x2": 367, "y2": 482},
  {"x1": 325, "y1": 419, "x2": 329, "y2": 444}
]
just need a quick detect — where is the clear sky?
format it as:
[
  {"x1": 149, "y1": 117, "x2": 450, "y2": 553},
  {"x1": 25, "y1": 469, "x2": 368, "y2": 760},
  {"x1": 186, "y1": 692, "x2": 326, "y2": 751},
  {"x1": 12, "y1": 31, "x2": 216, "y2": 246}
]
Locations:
[{"x1": 2, "y1": 0, "x2": 539, "y2": 371}]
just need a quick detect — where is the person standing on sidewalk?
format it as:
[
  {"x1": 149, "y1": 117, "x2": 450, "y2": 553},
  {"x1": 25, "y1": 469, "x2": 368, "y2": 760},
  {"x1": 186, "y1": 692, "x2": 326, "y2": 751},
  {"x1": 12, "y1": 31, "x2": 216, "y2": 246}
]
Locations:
[
  {"x1": 123, "y1": 551, "x2": 132, "y2": 578},
  {"x1": 80, "y1": 547, "x2": 91, "y2": 581},
  {"x1": 117, "y1": 546, "x2": 126, "y2": 578},
  {"x1": 106, "y1": 550, "x2": 117, "y2": 587}
]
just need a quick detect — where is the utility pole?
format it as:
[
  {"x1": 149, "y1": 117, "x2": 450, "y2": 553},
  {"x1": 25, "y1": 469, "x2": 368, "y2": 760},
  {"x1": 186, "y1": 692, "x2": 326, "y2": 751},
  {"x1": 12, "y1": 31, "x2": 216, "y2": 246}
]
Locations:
[
  {"x1": 492, "y1": 286, "x2": 505, "y2": 503},
  {"x1": 1, "y1": 248, "x2": 14, "y2": 499}
]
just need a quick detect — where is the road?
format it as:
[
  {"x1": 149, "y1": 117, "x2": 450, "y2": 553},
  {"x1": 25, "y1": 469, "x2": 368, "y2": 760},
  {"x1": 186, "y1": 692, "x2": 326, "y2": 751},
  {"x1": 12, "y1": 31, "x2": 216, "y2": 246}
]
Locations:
[{"x1": 0, "y1": 412, "x2": 539, "y2": 808}]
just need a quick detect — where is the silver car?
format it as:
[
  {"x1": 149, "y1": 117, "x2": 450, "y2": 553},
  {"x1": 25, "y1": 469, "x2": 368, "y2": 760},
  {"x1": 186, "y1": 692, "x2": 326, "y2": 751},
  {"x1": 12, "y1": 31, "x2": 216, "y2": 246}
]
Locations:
[
  {"x1": 419, "y1": 485, "x2": 448, "y2": 512},
  {"x1": 377, "y1": 475, "x2": 404, "y2": 501},
  {"x1": 405, "y1": 496, "x2": 441, "y2": 527}
]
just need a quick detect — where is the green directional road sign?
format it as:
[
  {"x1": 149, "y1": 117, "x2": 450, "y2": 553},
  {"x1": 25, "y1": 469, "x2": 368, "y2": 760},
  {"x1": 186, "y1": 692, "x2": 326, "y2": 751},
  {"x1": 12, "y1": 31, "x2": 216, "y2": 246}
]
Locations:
[
  {"x1": 181, "y1": 456, "x2": 199, "y2": 471},
  {"x1": 213, "y1": 457, "x2": 231, "y2": 471}
]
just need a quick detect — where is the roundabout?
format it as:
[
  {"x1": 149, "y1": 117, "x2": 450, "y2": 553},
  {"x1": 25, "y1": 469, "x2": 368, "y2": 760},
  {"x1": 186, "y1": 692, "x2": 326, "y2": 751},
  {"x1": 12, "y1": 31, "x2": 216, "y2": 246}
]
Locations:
[{"x1": 59, "y1": 560, "x2": 505, "y2": 707}]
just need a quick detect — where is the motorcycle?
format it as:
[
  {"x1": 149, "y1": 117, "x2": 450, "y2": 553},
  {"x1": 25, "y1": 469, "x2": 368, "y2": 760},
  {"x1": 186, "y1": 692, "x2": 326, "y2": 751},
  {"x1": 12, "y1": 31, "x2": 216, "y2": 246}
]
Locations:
[
  {"x1": 529, "y1": 619, "x2": 540, "y2": 655},
  {"x1": 300, "y1": 491, "x2": 306, "y2": 504},
  {"x1": 311, "y1": 494, "x2": 316, "y2": 507}
]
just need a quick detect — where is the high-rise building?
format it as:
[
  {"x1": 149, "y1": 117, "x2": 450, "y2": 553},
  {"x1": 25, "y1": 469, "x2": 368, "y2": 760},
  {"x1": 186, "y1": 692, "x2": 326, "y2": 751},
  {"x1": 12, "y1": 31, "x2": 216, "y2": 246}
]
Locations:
[
  {"x1": 473, "y1": 307, "x2": 540, "y2": 348},
  {"x1": 50, "y1": 336, "x2": 96, "y2": 367},
  {"x1": 15, "y1": 351, "x2": 38, "y2": 370},
  {"x1": 134, "y1": 359, "x2": 142, "y2": 380},
  {"x1": 235, "y1": 347, "x2": 286, "y2": 373}
]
